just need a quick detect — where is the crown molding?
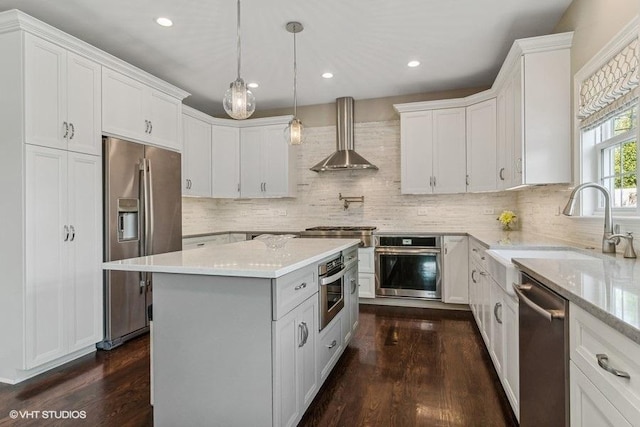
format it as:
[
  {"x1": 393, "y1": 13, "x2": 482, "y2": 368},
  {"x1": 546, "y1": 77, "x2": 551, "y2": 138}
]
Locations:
[
  {"x1": 183, "y1": 105, "x2": 291, "y2": 128},
  {"x1": 0, "y1": 9, "x2": 190, "y2": 100}
]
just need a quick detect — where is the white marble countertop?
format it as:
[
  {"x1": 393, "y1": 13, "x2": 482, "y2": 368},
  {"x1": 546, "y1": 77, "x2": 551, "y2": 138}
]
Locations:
[
  {"x1": 513, "y1": 256, "x2": 640, "y2": 344},
  {"x1": 103, "y1": 238, "x2": 360, "y2": 278}
]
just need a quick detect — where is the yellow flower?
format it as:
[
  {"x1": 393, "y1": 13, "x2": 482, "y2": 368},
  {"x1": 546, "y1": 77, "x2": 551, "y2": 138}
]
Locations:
[{"x1": 497, "y1": 210, "x2": 517, "y2": 226}]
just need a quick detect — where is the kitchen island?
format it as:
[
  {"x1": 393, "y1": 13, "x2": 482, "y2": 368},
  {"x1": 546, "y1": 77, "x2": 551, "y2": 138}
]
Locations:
[{"x1": 103, "y1": 237, "x2": 360, "y2": 427}]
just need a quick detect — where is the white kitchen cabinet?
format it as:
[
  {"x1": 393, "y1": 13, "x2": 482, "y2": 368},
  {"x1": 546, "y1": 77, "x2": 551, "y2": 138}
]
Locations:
[
  {"x1": 399, "y1": 108, "x2": 467, "y2": 194},
  {"x1": 443, "y1": 235, "x2": 469, "y2": 304},
  {"x1": 240, "y1": 122, "x2": 296, "y2": 198},
  {"x1": 497, "y1": 41, "x2": 571, "y2": 188},
  {"x1": 182, "y1": 234, "x2": 230, "y2": 250},
  {"x1": 182, "y1": 113, "x2": 212, "y2": 197},
  {"x1": 273, "y1": 295, "x2": 318, "y2": 427},
  {"x1": 25, "y1": 145, "x2": 102, "y2": 369},
  {"x1": 102, "y1": 68, "x2": 182, "y2": 151},
  {"x1": 342, "y1": 249, "x2": 359, "y2": 345},
  {"x1": 25, "y1": 33, "x2": 101, "y2": 156},
  {"x1": 357, "y1": 247, "x2": 376, "y2": 298},
  {"x1": 502, "y1": 291, "x2": 519, "y2": 419},
  {"x1": 570, "y1": 303, "x2": 640, "y2": 426},
  {"x1": 466, "y1": 98, "x2": 497, "y2": 192},
  {"x1": 212, "y1": 125, "x2": 241, "y2": 198},
  {"x1": 488, "y1": 280, "x2": 505, "y2": 376}
]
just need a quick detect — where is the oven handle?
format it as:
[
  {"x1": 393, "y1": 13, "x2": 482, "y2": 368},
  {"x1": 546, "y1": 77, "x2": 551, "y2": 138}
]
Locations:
[
  {"x1": 375, "y1": 247, "x2": 441, "y2": 255},
  {"x1": 319, "y1": 267, "x2": 347, "y2": 286}
]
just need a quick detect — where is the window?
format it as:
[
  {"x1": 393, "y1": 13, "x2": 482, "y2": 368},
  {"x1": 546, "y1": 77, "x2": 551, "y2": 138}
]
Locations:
[
  {"x1": 592, "y1": 106, "x2": 638, "y2": 209},
  {"x1": 577, "y1": 23, "x2": 639, "y2": 216}
]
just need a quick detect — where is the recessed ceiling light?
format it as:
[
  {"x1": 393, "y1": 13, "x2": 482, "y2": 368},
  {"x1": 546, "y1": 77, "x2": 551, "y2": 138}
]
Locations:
[
  {"x1": 156, "y1": 17, "x2": 173, "y2": 27},
  {"x1": 247, "y1": 82, "x2": 259, "y2": 89},
  {"x1": 322, "y1": 72, "x2": 334, "y2": 79},
  {"x1": 407, "y1": 60, "x2": 420, "y2": 68}
]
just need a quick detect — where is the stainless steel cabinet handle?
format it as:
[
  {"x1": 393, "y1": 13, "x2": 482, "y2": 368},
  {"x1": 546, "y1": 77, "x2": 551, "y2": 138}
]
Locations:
[
  {"x1": 294, "y1": 282, "x2": 307, "y2": 291},
  {"x1": 149, "y1": 121, "x2": 153, "y2": 134},
  {"x1": 472, "y1": 248, "x2": 478, "y2": 253},
  {"x1": 479, "y1": 271, "x2": 487, "y2": 276},
  {"x1": 263, "y1": 182, "x2": 267, "y2": 192},
  {"x1": 298, "y1": 323, "x2": 305, "y2": 347},
  {"x1": 512, "y1": 283, "x2": 565, "y2": 322},
  {"x1": 494, "y1": 302, "x2": 502, "y2": 324},
  {"x1": 471, "y1": 269, "x2": 477, "y2": 283},
  {"x1": 433, "y1": 176, "x2": 436, "y2": 187},
  {"x1": 466, "y1": 174, "x2": 470, "y2": 186},
  {"x1": 596, "y1": 354, "x2": 631, "y2": 379},
  {"x1": 63, "y1": 122, "x2": 69, "y2": 139},
  {"x1": 145, "y1": 120, "x2": 149, "y2": 133},
  {"x1": 70, "y1": 225, "x2": 75, "y2": 241},
  {"x1": 303, "y1": 322, "x2": 309, "y2": 346},
  {"x1": 326, "y1": 339, "x2": 337, "y2": 349},
  {"x1": 351, "y1": 277, "x2": 357, "y2": 294},
  {"x1": 196, "y1": 243, "x2": 205, "y2": 247},
  {"x1": 63, "y1": 225, "x2": 70, "y2": 241},
  {"x1": 499, "y1": 167, "x2": 505, "y2": 181},
  {"x1": 69, "y1": 123, "x2": 75, "y2": 140}
]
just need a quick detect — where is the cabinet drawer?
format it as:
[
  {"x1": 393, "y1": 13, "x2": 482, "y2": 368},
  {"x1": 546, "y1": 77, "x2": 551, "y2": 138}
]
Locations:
[
  {"x1": 358, "y1": 247, "x2": 374, "y2": 273},
  {"x1": 469, "y1": 238, "x2": 488, "y2": 270},
  {"x1": 273, "y1": 265, "x2": 317, "y2": 320},
  {"x1": 318, "y1": 316, "x2": 343, "y2": 382},
  {"x1": 570, "y1": 303, "x2": 640, "y2": 424}
]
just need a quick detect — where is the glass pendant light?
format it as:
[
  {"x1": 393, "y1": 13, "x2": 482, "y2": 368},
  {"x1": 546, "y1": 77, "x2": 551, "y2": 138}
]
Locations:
[
  {"x1": 223, "y1": 0, "x2": 255, "y2": 119},
  {"x1": 285, "y1": 21, "x2": 304, "y2": 145}
]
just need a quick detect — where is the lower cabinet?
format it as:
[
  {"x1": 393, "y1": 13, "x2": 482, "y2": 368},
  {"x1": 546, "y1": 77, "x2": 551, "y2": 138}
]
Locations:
[
  {"x1": 443, "y1": 235, "x2": 469, "y2": 304},
  {"x1": 502, "y1": 291, "x2": 519, "y2": 416},
  {"x1": 358, "y1": 247, "x2": 375, "y2": 298},
  {"x1": 273, "y1": 295, "x2": 318, "y2": 427},
  {"x1": 569, "y1": 303, "x2": 640, "y2": 426}
]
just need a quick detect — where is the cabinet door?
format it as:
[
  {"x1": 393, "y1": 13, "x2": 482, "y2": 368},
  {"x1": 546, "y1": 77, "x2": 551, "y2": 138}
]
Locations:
[
  {"x1": 212, "y1": 126, "x2": 240, "y2": 198},
  {"x1": 358, "y1": 273, "x2": 375, "y2": 298},
  {"x1": 240, "y1": 127, "x2": 265, "y2": 198},
  {"x1": 263, "y1": 124, "x2": 291, "y2": 197},
  {"x1": 102, "y1": 68, "x2": 147, "y2": 142},
  {"x1": 273, "y1": 304, "x2": 301, "y2": 427},
  {"x1": 443, "y1": 236, "x2": 469, "y2": 304},
  {"x1": 66, "y1": 152, "x2": 103, "y2": 352},
  {"x1": 570, "y1": 362, "x2": 632, "y2": 427},
  {"x1": 432, "y1": 108, "x2": 467, "y2": 194},
  {"x1": 496, "y1": 87, "x2": 513, "y2": 190},
  {"x1": 24, "y1": 34, "x2": 67, "y2": 151},
  {"x1": 400, "y1": 111, "x2": 433, "y2": 194},
  {"x1": 182, "y1": 114, "x2": 212, "y2": 197},
  {"x1": 25, "y1": 145, "x2": 68, "y2": 368},
  {"x1": 66, "y1": 52, "x2": 101, "y2": 155},
  {"x1": 510, "y1": 60, "x2": 524, "y2": 187},
  {"x1": 489, "y1": 281, "x2": 504, "y2": 376},
  {"x1": 466, "y1": 99, "x2": 497, "y2": 192},
  {"x1": 149, "y1": 90, "x2": 182, "y2": 151},
  {"x1": 503, "y1": 294, "x2": 519, "y2": 418},
  {"x1": 299, "y1": 297, "x2": 318, "y2": 410},
  {"x1": 479, "y1": 269, "x2": 491, "y2": 346},
  {"x1": 348, "y1": 267, "x2": 359, "y2": 336}
]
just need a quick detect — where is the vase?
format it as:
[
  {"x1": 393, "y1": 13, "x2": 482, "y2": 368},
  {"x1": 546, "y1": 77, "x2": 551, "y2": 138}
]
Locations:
[{"x1": 502, "y1": 223, "x2": 512, "y2": 231}]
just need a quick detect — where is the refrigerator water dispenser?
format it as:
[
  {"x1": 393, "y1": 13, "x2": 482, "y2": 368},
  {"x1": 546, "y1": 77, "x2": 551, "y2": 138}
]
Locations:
[{"x1": 117, "y1": 198, "x2": 139, "y2": 242}]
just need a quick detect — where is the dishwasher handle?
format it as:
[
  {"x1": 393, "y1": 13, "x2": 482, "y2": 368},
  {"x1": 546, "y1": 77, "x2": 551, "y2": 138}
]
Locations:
[{"x1": 513, "y1": 283, "x2": 565, "y2": 322}]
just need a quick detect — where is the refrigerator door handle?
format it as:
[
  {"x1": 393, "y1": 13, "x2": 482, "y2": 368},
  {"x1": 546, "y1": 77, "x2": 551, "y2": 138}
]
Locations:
[
  {"x1": 139, "y1": 271, "x2": 146, "y2": 295},
  {"x1": 146, "y1": 158, "x2": 155, "y2": 256}
]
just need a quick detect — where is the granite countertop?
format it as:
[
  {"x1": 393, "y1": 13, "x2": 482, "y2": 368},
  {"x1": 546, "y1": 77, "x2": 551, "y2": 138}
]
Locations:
[{"x1": 103, "y1": 238, "x2": 359, "y2": 278}]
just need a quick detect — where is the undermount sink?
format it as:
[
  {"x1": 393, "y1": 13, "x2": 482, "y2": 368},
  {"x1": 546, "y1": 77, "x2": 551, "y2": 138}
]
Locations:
[{"x1": 485, "y1": 248, "x2": 599, "y2": 295}]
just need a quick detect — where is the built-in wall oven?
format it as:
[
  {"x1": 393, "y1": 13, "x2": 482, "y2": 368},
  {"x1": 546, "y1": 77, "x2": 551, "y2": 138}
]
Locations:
[
  {"x1": 318, "y1": 254, "x2": 346, "y2": 330},
  {"x1": 375, "y1": 235, "x2": 442, "y2": 299}
]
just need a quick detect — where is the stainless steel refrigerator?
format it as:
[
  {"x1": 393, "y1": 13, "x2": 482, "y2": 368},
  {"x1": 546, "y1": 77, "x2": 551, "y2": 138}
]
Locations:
[{"x1": 98, "y1": 137, "x2": 182, "y2": 350}]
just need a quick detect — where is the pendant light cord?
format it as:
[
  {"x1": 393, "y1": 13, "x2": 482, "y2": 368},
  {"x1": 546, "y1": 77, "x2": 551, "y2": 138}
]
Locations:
[
  {"x1": 236, "y1": 0, "x2": 242, "y2": 80},
  {"x1": 293, "y1": 27, "x2": 298, "y2": 116}
]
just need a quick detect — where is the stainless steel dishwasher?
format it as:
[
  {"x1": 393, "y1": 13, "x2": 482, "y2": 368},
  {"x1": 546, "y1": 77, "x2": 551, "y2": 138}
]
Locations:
[{"x1": 513, "y1": 272, "x2": 569, "y2": 427}]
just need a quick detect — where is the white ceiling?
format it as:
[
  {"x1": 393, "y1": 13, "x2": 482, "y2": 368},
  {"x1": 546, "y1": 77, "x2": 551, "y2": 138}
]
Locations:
[{"x1": 0, "y1": 0, "x2": 572, "y2": 117}]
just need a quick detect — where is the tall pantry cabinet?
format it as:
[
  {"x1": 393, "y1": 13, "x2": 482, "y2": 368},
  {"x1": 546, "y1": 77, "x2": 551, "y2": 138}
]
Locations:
[{"x1": 0, "y1": 15, "x2": 103, "y2": 384}]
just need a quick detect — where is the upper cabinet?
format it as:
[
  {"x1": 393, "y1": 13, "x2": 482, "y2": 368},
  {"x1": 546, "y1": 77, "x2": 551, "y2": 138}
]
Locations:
[
  {"x1": 395, "y1": 32, "x2": 573, "y2": 193},
  {"x1": 466, "y1": 98, "x2": 497, "y2": 192},
  {"x1": 211, "y1": 125, "x2": 241, "y2": 198},
  {"x1": 102, "y1": 68, "x2": 183, "y2": 151},
  {"x1": 240, "y1": 120, "x2": 297, "y2": 198},
  {"x1": 24, "y1": 34, "x2": 101, "y2": 156},
  {"x1": 400, "y1": 107, "x2": 466, "y2": 194},
  {"x1": 182, "y1": 113, "x2": 213, "y2": 197}
]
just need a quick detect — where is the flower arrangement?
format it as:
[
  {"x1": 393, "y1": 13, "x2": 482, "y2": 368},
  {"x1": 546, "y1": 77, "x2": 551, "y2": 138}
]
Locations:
[{"x1": 497, "y1": 210, "x2": 517, "y2": 231}]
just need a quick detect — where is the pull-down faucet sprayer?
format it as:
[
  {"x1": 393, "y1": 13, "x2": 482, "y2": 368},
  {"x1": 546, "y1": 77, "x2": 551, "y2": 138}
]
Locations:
[{"x1": 562, "y1": 183, "x2": 617, "y2": 254}]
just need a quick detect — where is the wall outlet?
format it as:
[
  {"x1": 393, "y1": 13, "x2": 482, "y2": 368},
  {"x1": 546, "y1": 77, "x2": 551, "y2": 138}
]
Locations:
[
  {"x1": 417, "y1": 207, "x2": 428, "y2": 216},
  {"x1": 483, "y1": 208, "x2": 495, "y2": 215}
]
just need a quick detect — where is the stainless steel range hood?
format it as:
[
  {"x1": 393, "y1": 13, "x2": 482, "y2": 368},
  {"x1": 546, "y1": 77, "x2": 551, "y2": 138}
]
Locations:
[{"x1": 310, "y1": 97, "x2": 378, "y2": 172}]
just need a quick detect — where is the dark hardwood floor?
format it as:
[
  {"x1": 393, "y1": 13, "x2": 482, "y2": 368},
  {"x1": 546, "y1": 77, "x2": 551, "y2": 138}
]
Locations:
[{"x1": 0, "y1": 306, "x2": 516, "y2": 427}]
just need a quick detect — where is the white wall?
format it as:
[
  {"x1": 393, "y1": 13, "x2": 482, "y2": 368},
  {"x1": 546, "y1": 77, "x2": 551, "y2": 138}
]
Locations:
[{"x1": 183, "y1": 120, "x2": 518, "y2": 235}]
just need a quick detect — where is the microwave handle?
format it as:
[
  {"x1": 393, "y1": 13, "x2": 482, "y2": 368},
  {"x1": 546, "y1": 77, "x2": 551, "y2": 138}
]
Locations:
[{"x1": 319, "y1": 267, "x2": 347, "y2": 286}]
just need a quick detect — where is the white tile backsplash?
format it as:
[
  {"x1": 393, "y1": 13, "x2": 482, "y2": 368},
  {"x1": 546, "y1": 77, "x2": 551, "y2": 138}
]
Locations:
[{"x1": 182, "y1": 120, "x2": 518, "y2": 235}]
